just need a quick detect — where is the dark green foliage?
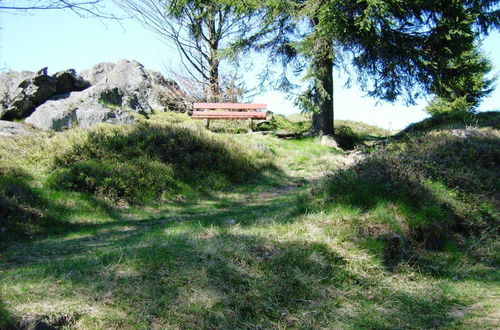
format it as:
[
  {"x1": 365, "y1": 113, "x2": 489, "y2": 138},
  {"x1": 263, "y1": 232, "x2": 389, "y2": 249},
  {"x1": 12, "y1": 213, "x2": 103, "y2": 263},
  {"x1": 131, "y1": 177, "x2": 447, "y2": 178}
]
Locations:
[
  {"x1": 425, "y1": 50, "x2": 495, "y2": 114},
  {"x1": 398, "y1": 110, "x2": 500, "y2": 137},
  {"x1": 333, "y1": 126, "x2": 360, "y2": 150},
  {"x1": 0, "y1": 171, "x2": 46, "y2": 238},
  {"x1": 255, "y1": 114, "x2": 311, "y2": 134},
  {"x1": 49, "y1": 158, "x2": 177, "y2": 204},
  {"x1": 50, "y1": 122, "x2": 272, "y2": 203},
  {"x1": 233, "y1": 0, "x2": 499, "y2": 135},
  {"x1": 305, "y1": 128, "x2": 499, "y2": 262}
]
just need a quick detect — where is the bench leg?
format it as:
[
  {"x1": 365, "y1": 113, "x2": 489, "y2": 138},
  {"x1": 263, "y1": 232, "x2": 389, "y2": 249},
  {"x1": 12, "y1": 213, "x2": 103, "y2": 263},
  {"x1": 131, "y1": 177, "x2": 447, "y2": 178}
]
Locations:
[
  {"x1": 248, "y1": 118, "x2": 253, "y2": 132},
  {"x1": 205, "y1": 118, "x2": 210, "y2": 129}
]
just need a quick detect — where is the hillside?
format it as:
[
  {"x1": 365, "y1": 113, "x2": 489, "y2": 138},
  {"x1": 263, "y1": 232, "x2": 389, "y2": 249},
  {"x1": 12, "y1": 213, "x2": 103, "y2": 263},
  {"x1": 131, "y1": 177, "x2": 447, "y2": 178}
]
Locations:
[{"x1": 0, "y1": 112, "x2": 498, "y2": 329}]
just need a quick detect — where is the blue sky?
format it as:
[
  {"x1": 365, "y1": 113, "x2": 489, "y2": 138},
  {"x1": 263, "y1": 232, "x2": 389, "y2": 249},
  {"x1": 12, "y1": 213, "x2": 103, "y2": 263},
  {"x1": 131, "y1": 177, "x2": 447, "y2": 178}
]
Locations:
[{"x1": 1, "y1": 2, "x2": 498, "y2": 129}]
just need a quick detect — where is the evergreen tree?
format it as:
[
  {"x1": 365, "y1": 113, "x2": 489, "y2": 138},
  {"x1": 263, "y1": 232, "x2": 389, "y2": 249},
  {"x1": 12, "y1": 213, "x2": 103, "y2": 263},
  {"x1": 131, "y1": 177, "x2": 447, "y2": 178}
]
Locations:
[{"x1": 234, "y1": 0, "x2": 499, "y2": 135}]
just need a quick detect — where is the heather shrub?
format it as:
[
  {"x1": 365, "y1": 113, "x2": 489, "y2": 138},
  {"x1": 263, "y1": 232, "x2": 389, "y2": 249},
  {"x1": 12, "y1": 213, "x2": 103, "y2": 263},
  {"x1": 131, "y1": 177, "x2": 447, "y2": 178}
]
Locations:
[
  {"x1": 303, "y1": 128, "x2": 499, "y2": 262},
  {"x1": 50, "y1": 122, "x2": 274, "y2": 203}
]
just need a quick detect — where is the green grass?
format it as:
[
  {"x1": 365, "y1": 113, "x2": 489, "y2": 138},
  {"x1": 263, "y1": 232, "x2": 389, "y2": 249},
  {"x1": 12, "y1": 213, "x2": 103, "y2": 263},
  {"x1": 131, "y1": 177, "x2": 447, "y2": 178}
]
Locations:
[
  {"x1": 0, "y1": 112, "x2": 498, "y2": 329},
  {"x1": 396, "y1": 110, "x2": 500, "y2": 138}
]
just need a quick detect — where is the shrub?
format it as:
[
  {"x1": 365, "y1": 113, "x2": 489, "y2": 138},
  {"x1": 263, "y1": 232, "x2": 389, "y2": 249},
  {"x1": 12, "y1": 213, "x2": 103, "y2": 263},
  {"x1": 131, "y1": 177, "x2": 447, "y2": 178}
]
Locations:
[
  {"x1": 398, "y1": 111, "x2": 500, "y2": 137},
  {"x1": 49, "y1": 158, "x2": 178, "y2": 203},
  {"x1": 304, "y1": 128, "x2": 499, "y2": 263},
  {"x1": 255, "y1": 114, "x2": 311, "y2": 134},
  {"x1": 0, "y1": 171, "x2": 46, "y2": 238},
  {"x1": 425, "y1": 97, "x2": 472, "y2": 115},
  {"x1": 50, "y1": 122, "x2": 273, "y2": 203}
]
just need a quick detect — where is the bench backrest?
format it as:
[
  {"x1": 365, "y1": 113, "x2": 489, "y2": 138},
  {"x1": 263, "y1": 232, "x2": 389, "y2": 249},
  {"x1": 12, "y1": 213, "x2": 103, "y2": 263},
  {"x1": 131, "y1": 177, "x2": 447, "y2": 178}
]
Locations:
[{"x1": 193, "y1": 103, "x2": 267, "y2": 110}]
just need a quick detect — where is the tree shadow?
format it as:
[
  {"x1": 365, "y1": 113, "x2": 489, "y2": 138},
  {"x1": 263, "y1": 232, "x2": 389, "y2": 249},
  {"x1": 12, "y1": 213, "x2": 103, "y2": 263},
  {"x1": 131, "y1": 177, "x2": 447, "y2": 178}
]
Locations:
[
  {"x1": 306, "y1": 132, "x2": 499, "y2": 279},
  {"x1": 0, "y1": 225, "x2": 463, "y2": 328}
]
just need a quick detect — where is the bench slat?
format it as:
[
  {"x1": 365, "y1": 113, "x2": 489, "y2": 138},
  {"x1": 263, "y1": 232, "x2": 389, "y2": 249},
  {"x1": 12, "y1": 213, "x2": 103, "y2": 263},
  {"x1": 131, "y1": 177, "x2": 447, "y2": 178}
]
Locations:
[
  {"x1": 192, "y1": 111, "x2": 267, "y2": 120},
  {"x1": 193, "y1": 103, "x2": 267, "y2": 110}
]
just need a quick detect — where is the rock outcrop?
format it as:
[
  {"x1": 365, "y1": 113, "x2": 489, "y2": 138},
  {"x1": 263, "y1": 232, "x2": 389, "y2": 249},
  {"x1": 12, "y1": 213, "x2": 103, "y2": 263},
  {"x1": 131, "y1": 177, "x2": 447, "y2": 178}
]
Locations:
[
  {"x1": 53, "y1": 69, "x2": 90, "y2": 95},
  {"x1": 25, "y1": 90, "x2": 136, "y2": 131},
  {"x1": 0, "y1": 71, "x2": 34, "y2": 117},
  {"x1": 0, "y1": 120, "x2": 34, "y2": 137},
  {"x1": 0, "y1": 68, "x2": 90, "y2": 121},
  {"x1": 24, "y1": 60, "x2": 185, "y2": 131}
]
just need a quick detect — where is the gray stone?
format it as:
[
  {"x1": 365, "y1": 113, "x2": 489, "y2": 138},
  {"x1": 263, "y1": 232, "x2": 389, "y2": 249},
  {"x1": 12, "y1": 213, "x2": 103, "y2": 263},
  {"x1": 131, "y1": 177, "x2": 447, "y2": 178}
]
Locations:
[
  {"x1": 1, "y1": 68, "x2": 57, "y2": 120},
  {"x1": 24, "y1": 59, "x2": 184, "y2": 131},
  {"x1": 79, "y1": 62, "x2": 116, "y2": 85},
  {"x1": 320, "y1": 135, "x2": 339, "y2": 148},
  {"x1": 77, "y1": 59, "x2": 185, "y2": 113},
  {"x1": 0, "y1": 70, "x2": 34, "y2": 113},
  {"x1": 53, "y1": 69, "x2": 90, "y2": 95},
  {"x1": 450, "y1": 129, "x2": 487, "y2": 138},
  {"x1": 25, "y1": 89, "x2": 135, "y2": 131},
  {"x1": 0, "y1": 120, "x2": 34, "y2": 137},
  {"x1": 254, "y1": 143, "x2": 271, "y2": 154}
]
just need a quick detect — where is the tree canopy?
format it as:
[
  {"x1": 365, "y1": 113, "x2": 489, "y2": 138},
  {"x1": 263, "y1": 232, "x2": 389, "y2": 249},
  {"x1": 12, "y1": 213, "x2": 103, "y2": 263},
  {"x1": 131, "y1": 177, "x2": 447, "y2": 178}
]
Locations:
[
  {"x1": 116, "y1": 0, "x2": 255, "y2": 102},
  {"x1": 0, "y1": 0, "x2": 117, "y2": 18},
  {"x1": 232, "y1": 0, "x2": 499, "y2": 134}
]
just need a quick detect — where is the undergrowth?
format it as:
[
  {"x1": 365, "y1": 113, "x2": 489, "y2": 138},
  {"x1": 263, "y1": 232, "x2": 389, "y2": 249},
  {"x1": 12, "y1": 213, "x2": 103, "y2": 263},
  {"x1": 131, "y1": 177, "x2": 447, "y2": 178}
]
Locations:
[
  {"x1": 300, "y1": 127, "x2": 499, "y2": 270},
  {"x1": 1, "y1": 111, "x2": 498, "y2": 329},
  {"x1": 0, "y1": 120, "x2": 276, "y2": 240}
]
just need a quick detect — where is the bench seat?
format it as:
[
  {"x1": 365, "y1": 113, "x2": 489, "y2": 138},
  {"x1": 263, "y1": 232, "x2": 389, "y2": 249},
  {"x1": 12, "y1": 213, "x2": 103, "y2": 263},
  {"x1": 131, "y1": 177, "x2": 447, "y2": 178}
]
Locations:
[
  {"x1": 192, "y1": 111, "x2": 267, "y2": 120},
  {"x1": 192, "y1": 103, "x2": 268, "y2": 130}
]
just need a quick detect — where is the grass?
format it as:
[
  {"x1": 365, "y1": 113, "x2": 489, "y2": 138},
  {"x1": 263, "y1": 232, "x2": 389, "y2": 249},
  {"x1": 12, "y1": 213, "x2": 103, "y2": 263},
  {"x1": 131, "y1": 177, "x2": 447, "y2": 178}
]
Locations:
[
  {"x1": 396, "y1": 110, "x2": 500, "y2": 138},
  {"x1": 0, "y1": 111, "x2": 498, "y2": 329}
]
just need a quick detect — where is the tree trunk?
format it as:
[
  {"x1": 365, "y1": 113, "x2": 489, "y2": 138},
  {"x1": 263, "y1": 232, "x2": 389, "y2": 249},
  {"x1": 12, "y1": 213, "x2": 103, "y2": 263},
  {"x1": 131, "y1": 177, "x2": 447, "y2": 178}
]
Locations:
[
  {"x1": 208, "y1": 52, "x2": 220, "y2": 102},
  {"x1": 311, "y1": 51, "x2": 334, "y2": 136},
  {"x1": 207, "y1": 5, "x2": 220, "y2": 103},
  {"x1": 309, "y1": 17, "x2": 334, "y2": 137}
]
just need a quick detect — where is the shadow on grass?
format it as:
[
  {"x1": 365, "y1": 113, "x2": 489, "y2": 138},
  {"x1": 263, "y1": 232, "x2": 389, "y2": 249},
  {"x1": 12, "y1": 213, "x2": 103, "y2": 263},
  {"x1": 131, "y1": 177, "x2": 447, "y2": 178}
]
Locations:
[
  {"x1": 0, "y1": 223, "x2": 461, "y2": 329},
  {"x1": 303, "y1": 132, "x2": 499, "y2": 278}
]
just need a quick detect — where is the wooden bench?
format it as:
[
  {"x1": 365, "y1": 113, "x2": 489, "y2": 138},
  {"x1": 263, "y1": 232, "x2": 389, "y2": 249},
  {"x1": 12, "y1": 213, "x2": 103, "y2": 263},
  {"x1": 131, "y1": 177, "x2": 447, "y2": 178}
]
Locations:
[{"x1": 192, "y1": 103, "x2": 267, "y2": 130}]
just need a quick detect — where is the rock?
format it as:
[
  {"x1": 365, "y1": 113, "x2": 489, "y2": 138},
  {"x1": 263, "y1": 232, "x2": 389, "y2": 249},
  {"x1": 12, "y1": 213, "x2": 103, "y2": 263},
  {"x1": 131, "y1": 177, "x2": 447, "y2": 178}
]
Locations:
[
  {"x1": 225, "y1": 219, "x2": 236, "y2": 226},
  {"x1": 0, "y1": 70, "x2": 34, "y2": 116},
  {"x1": 275, "y1": 131, "x2": 301, "y2": 139},
  {"x1": 9, "y1": 68, "x2": 58, "y2": 119},
  {"x1": 53, "y1": 69, "x2": 90, "y2": 95},
  {"x1": 320, "y1": 135, "x2": 339, "y2": 148},
  {"x1": 254, "y1": 143, "x2": 271, "y2": 154},
  {"x1": 0, "y1": 68, "x2": 93, "y2": 121},
  {"x1": 26, "y1": 89, "x2": 135, "y2": 131},
  {"x1": 93, "y1": 59, "x2": 181, "y2": 113},
  {"x1": 79, "y1": 62, "x2": 116, "y2": 85},
  {"x1": 27, "y1": 59, "x2": 185, "y2": 130},
  {"x1": 450, "y1": 129, "x2": 487, "y2": 138},
  {"x1": 0, "y1": 120, "x2": 34, "y2": 137},
  {"x1": 1, "y1": 68, "x2": 58, "y2": 120}
]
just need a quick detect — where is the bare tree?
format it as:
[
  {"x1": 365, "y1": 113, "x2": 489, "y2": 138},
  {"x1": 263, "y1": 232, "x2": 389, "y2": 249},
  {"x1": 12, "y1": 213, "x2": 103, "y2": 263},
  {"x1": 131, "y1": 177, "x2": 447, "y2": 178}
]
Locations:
[
  {"x1": 0, "y1": 0, "x2": 118, "y2": 18},
  {"x1": 115, "y1": 0, "x2": 253, "y2": 102}
]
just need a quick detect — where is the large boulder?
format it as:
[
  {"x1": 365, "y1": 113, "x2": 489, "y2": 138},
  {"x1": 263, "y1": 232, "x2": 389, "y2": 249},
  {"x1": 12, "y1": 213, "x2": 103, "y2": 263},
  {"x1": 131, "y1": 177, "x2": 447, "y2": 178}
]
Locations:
[
  {"x1": 82, "y1": 59, "x2": 182, "y2": 113},
  {"x1": 7, "y1": 68, "x2": 57, "y2": 120},
  {"x1": 0, "y1": 120, "x2": 34, "y2": 137},
  {"x1": 25, "y1": 89, "x2": 135, "y2": 131},
  {"x1": 26, "y1": 59, "x2": 185, "y2": 131},
  {"x1": 79, "y1": 62, "x2": 116, "y2": 85},
  {"x1": 53, "y1": 69, "x2": 90, "y2": 95},
  {"x1": 0, "y1": 68, "x2": 91, "y2": 121},
  {"x1": 0, "y1": 71, "x2": 34, "y2": 116}
]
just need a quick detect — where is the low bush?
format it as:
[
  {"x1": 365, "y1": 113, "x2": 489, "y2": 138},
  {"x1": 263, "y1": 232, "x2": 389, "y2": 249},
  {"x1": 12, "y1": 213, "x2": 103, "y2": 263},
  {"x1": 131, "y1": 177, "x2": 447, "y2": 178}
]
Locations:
[
  {"x1": 0, "y1": 170, "x2": 47, "y2": 238},
  {"x1": 255, "y1": 114, "x2": 311, "y2": 134},
  {"x1": 397, "y1": 110, "x2": 500, "y2": 138},
  {"x1": 49, "y1": 122, "x2": 273, "y2": 203},
  {"x1": 48, "y1": 158, "x2": 178, "y2": 203},
  {"x1": 301, "y1": 128, "x2": 499, "y2": 267}
]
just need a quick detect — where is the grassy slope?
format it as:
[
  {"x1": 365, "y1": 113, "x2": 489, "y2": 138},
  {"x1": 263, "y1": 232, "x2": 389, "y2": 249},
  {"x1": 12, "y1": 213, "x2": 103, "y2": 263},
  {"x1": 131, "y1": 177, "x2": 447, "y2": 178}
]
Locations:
[{"x1": 0, "y1": 112, "x2": 498, "y2": 329}]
